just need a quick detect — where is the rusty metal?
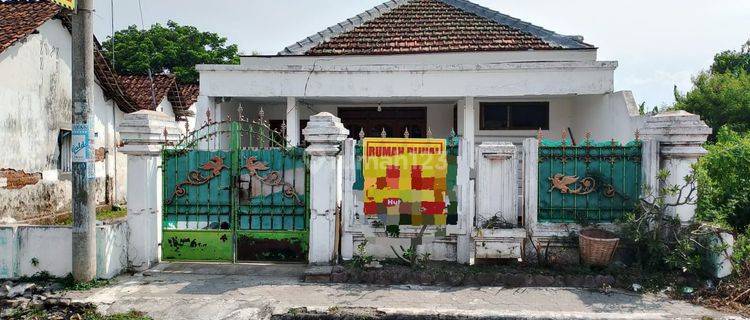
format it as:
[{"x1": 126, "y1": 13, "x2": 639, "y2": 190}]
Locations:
[
  {"x1": 166, "y1": 156, "x2": 228, "y2": 204},
  {"x1": 243, "y1": 156, "x2": 302, "y2": 205},
  {"x1": 548, "y1": 174, "x2": 596, "y2": 195}
]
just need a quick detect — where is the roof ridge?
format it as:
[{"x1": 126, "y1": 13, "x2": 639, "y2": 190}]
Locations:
[
  {"x1": 278, "y1": 0, "x2": 593, "y2": 56},
  {"x1": 278, "y1": 0, "x2": 410, "y2": 55},
  {"x1": 434, "y1": 0, "x2": 592, "y2": 49}
]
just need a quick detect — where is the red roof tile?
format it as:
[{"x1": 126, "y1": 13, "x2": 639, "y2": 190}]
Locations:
[
  {"x1": 168, "y1": 83, "x2": 198, "y2": 119},
  {"x1": 118, "y1": 74, "x2": 176, "y2": 111},
  {"x1": 0, "y1": 0, "x2": 60, "y2": 53},
  {"x1": 282, "y1": 0, "x2": 591, "y2": 56}
]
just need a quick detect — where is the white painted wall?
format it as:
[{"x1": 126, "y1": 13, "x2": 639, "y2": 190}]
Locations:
[
  {"x1": 569, "y1": 91, "x2": 645, "y2": 142},
  {"x1": 0, "y1": 19, "x2": 128, "y2": 221},
  {"x1": 0, "y1": 222, "x2": 128, "y2": 279}
]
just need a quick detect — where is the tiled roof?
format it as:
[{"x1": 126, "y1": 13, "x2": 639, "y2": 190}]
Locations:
[
  {"x1": 0, "y1": 0, "x2": 141, "y2": 112},
  {"x1": 118, "y1": 74, "x2": 176, "y2": 112},
  {"x1": 168, "y1": 83, "x2": 198, "y2": 120},
  {"x1": 280, "y1": 0, "x2": 592, "y2": 56},
  {"x1": 0, "y1": 0, "x2": 59, "y2": 53}
]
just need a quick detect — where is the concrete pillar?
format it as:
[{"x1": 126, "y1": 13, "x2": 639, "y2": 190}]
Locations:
[
  {"x1": 641, "y1": 110, "x2": 711, "y2": 223},
  {"x1": 461, "y1": 97, "x2": 476, "y2": 167},
  {"x1": 118, "y1": 110, "x2": 181, "y2": 270},
  {"x1": 286, "y1": 97, "x2": 301, "y2": 146},
  {"x1": 522, "y1": 138, "x2": 539, "y2": 229},
  {"x1": 302, "y1": 112, "x2": 349, "y2": 265}
]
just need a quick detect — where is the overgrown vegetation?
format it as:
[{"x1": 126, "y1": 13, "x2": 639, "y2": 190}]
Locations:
[
  {"x1": 17, "y1": 271, "x2": 111, "y2": 292},
  {"x1": 619, "y1": 170, "x2": 723, "y2": 276},
  {"x1": 5, "y1": 303, "x2": 150, "y2": 320}
]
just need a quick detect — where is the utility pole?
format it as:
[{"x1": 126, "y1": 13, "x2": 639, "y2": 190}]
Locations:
[{"x1": 71, "y1": 0, "x2": 96, "y2": 282}]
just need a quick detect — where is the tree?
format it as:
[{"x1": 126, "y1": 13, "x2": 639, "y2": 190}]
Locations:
[
  {"x1": 675, "y1": 40, "x2": 750, "y2": 135},
  {"x1": 101, "y1": 20, "x2": 239, "y2": 84},
  {"x1": 711, "y1": 40, "x2": 750, "y2": 76}
]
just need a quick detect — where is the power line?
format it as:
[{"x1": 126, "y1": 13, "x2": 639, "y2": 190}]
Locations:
[{"x1": 137, "y1": 0, "x2": 158, "y2": 110}]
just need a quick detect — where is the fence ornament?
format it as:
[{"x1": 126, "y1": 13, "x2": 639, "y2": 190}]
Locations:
[
  {"x1": 243, "y1": 156, "x2": 303, "y2": 205},
  {"x1": 548, "y1": 174, "x2": 596, "y2": 195},
  {"x1": 166, "y1": 156, "x2": 228, "y2": 204}
]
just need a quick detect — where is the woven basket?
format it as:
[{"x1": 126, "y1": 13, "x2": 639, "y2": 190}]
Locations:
[{"x1": 579, "y1": 229, "x2": 620, "y2": 266}]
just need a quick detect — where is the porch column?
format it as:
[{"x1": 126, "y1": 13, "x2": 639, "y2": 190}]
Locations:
[
  {"x1": 456, "y1": 97, "x2": 476, "y2": 264},
  {"x1": 303, "y1": 112, "x2": 349, "y2": 265},
  {"x1": 286, "y1": 97, "x2": 301, "y2": 146},
  {"x1": 641, "y1": 110, "x2": 711, "y2": 223},
  {"x1": 461, "y1": 97, "x2": 476, "y2": 167},
  {"x1": 119, "y1": 110, "x2": 181, "y2": 270}
]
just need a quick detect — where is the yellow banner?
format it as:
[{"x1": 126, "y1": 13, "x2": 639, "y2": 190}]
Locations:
[
  {"x1": 52, "y1": 0, "x2": 76, "y2": 10},
  {"x1": 362, "y1": 138, "x2": 450, "y2": 226}
]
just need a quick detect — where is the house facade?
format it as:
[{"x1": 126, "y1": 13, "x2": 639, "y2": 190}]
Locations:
[
  {"x1": 186, "y1": 0, "x2": 661, "y2": 265},
  {"x1": 0, "y1": 1, "x2": 197, "y2": 223}
]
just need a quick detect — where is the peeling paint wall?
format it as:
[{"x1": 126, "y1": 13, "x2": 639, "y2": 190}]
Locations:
[
  {"x1": 0, "y1": 222, "x2": 128, "y2": 279},
  {"x1": 0, "y1": 19, "x2": 128, "y2": 221}
]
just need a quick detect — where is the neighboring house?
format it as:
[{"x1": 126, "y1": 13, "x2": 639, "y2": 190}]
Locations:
[
  {"x1": 119, "y1": 75, "x2": 198, "y2": 134},
  {"x1": 197, "y1": 0, "x2": 643, "y2": 146},
  {"x1": 0, "y1": 0, "x2": 197, "y2": 223}
]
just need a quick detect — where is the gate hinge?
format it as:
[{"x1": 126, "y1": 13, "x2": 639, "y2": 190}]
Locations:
[{"x1": 469, "y1": 168, "x2": 476, "y2": 180}]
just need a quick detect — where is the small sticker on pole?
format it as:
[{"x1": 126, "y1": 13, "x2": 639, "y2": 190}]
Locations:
[{"x1": 71, "y1": 123, "x2": 90, "y2": 163}]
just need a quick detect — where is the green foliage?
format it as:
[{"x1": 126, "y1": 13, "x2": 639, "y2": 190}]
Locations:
[
  {"x1": 101, "y1": 21, "x2": 239, "y2": 84},
  {"x1": 60, "y1": 273, "x2": 111, "y2": 291},
  {"x1": 675, "y1": 71, "x2": 750, "y2": 134},
  {"x1": 350, "y1": 239, "x2": 373, "y2": 269},
  {"x1": 733, "y1": 229, "x2": 750, "y2": 273},
  {"x1": 675, "y1": 40, "x2": 750, "y2": 135},
  {"x1": 710, "y1": 40, "x2": 750, "y2": 75},
  {"x1": 695, "y1": 128, "x2": 750, "y2": 233},
  {"x1": 619, "y1": 170, "x2": 720, "y2": 276}
]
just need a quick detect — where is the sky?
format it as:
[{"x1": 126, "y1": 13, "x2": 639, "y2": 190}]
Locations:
[{"x1": 92, "y1": 0, "x2": 750, "y2": 107}]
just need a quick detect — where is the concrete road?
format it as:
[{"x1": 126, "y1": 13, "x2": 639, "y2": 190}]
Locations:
[{"x1": 64, "y1": 262, "x2": 742, "y2": 320}]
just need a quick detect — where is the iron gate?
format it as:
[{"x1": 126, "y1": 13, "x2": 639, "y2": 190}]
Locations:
[{"x1": 161, "y1": 111, "x2": 309, "y2": 262}]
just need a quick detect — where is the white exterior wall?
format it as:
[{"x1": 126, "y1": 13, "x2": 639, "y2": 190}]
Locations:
[
  {"x1": 0, "y1": 19, "x2": 128, "y2": 221},
  {"x1": 569, "y1": 91, "x2": 645, "y2": 142},
  {"x1": 0, "y1": 223, "x2": 128, "y2": 279}
]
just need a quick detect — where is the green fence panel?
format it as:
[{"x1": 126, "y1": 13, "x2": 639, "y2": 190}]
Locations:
[{"x1": 538, "y1": 139, "x2": 642, "y2": 223}]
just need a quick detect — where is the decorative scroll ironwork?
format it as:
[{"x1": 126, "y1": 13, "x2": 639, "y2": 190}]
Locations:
[
  {"x1": 243, "y1": 156, "x2": 303, "y2": 205},
  {"x1": 548, "y1": 174, "x2": 596, "y2": 195},
  {"x1": 547, "y1": 174, "x2": 618, "y2": 199},
  {"x1": 166, "y1": 156, "x2": 227, "y2": 204}
]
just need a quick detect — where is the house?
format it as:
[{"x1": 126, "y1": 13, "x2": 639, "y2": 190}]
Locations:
[
  {"x1": 0, "y1": 0, "x2": 197, "y2": 223},
  {"x1": 178, "y1": 0, "x2": 661, "y2": 265},
  {"x1": 196, "y1": 0, "x2": 643, "y2": 148}
]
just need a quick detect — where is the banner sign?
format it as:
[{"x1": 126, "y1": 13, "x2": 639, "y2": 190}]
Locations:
[
  {"x1": 362, "y1": 138, "x2": 455, "y2": 226},
  {"x1": 52, "y1": 0, "x2": 76, "y2": 10}
]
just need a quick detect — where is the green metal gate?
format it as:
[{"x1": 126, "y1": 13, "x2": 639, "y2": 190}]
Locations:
[
  {"x1": 161, "y1": 114, "x2": 309, "y2": 262},
  {"x1": 538, "y1": 137, "x2": 642, "y2": 223}
]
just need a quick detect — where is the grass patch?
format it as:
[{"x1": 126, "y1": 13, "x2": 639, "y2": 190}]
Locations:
[
  {"x1": 55, "y1": 205, "x2": 127, "y2": 225},
  {"x1": 6, "y1": 304, "x2": 151, "y2": 320},
  {"x1": 17, "y1": 271, "x2": 112, "y2": 292}
]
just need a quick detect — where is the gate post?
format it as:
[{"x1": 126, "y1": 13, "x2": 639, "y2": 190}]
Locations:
[
  {"x1": 119, "y1": 110, "x2": 181, "y2": 270},
  {"x1": 303, "y1": 112, "x2": 349, "y2": 265},
  {"x1": 641, "y1": 110, "x2": 711, "y2": 223}
]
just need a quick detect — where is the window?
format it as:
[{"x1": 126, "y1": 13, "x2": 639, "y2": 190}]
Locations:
[
  {"x1": 57, "y1": 130, "x2": 72, "y2": 173},
  {"x1": 479, "y1": 102, "x2": 549, "y2": 130}
]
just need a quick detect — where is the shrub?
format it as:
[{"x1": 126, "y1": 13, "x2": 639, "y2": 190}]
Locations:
[
  {"x1": 695, "y1": 127, "x2": 750, "y2": 233},
  {"x1": 733, "y1": 229, "x2": 750, "y2": 273}
]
